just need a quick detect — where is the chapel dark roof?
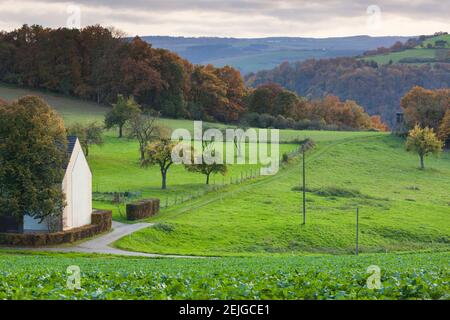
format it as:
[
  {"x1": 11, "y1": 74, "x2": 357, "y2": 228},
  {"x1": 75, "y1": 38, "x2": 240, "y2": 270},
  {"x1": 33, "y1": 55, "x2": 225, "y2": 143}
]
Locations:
[
  {"x1": 63, "y1": 136, "x2": 78, "y2": 169},
  {"x1": 67, "y1": 136, "x2": 77, "y2": 158}
]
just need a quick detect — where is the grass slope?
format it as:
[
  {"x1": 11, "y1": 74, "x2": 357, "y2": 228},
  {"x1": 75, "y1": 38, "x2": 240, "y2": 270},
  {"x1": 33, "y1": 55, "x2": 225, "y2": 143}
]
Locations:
[
  {"x1": 420, "y1": 34, "x2": 450, "y2": 49},
  {"x1": 362, "y1": 34, "x2": 450, "y2": 65},
  {"x1": 115, "y1": 133, "x2": 450, "y2": 256},
  {"x1": 363, "y1": 48, "x2": 437, "y2": 64},
  {"x1": 0, "y1": 84, "x2": 226, "y2": 130},
  {"x1": 90, "y1": 137, "x2": 297, "y2": 221},
  {"x1": 0, "y1": 250, "x2": 448, "y2": 299}
]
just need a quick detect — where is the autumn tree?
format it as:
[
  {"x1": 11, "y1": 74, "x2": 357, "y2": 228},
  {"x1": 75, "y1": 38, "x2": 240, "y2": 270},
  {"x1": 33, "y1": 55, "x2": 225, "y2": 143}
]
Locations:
[
  {"x1": 105, "y1": 94, "x2": 141, "y2": 138},
  {"x1": 246, "y1": 83, "x2": 284, "y2": 115},
  {"x1": 400, "y1": 86, "x2": 449, "y2": 131},
  {"x1": 369, "y1": 115, "x2": 389, "y2": 132},
  {"x1": 67, "y1": 122, "x2": 104, "y2": 156},
  {"x1": 153, "y1": 48, "x2": 190, "y2": 118},
  {"x1": 142, "y1": 139, "x2": 176, "y2": 189},
  {"x1": 0, "y1": 96, "x2": 67, "y2": 225},
  {"x1": 184, "y1": 141, "x2": 227, "y2": 185},
  {"x1": 406, "y1": 125, "x2": 443, "y2": 169},
  {"x1": 213, "y1": 65, "x2": 246, "y2": 121},
  {"x1": 438, "y1": 109, "x2": 450, "y2": 147},
  {"x1": 120, "y1": 37, "x2": 164, "y2": 105},
  {"x1": 189, "y1": 65, "x2": 229, "y2": 121}
]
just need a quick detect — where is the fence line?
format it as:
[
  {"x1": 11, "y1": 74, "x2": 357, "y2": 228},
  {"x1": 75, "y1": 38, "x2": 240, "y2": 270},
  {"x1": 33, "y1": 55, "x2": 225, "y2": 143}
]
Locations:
[{"x1": 95, "y1": 146, "x2": 303, "y2": 210}]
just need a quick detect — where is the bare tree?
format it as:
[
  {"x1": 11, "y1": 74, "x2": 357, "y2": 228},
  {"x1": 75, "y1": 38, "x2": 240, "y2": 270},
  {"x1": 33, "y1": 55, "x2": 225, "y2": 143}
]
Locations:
[{"x1": 127, "y1": 111, "x2": 161, "y2": 161}]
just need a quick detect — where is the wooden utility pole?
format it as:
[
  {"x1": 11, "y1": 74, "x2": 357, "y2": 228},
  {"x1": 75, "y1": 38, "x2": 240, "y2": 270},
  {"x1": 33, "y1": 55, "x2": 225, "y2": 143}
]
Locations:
[
  {"x1": 302, "y1": 145, "x2": 306, "y2": 225},
  {"x1": 356, "y1": 207, "x2": 359, "y2": 256}
]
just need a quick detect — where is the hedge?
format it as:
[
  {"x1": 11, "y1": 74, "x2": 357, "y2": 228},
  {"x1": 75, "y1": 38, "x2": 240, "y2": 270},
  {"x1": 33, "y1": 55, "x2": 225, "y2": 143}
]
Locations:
[
  {"x1": 91, "y1": 210, "x2": 112, "y2": 233},
  {"x1": 126, "y1": 199, "x2": 160, "y2": 220},
  {"x1": 0, "y1": 210, "x2": 112, "y2": 247}
]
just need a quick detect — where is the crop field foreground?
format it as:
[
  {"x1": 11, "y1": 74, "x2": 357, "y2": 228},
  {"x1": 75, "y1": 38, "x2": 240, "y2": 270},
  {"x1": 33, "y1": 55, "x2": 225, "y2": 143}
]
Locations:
[{"x1": 0, "y1": 251, "x2": 448, "y2": 299}]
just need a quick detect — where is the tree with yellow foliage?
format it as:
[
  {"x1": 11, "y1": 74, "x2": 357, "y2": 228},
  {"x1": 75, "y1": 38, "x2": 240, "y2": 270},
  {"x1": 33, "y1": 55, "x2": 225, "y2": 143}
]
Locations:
[{"x1": 406, "y1": 125, "x2": 443, "y2": 169}]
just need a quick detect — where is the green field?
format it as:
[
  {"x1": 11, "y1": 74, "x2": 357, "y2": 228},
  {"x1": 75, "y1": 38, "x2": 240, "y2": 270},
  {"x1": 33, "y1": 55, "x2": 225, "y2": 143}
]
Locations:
[
  {"x1": 115, "y1": 133, "x2": 450, "y2": 256},
  {"x1": 363, "y1": 48, "x2": 437, "y2": 65},
  {"x1": 90, "y1": 137, "x2": 298, "y2": 221},
  {"x1": 419, "y1": 34, "x2": 450, "y2": 49},
  {"x1": 0, "y1": 251, "x2": 448, "y2": 299},
  {"x1": 362, "y1": 34, "x2": 450, "y2": 65},
  {"x1": 1, "y1": 84, "x2": 449, "y2": 299}
]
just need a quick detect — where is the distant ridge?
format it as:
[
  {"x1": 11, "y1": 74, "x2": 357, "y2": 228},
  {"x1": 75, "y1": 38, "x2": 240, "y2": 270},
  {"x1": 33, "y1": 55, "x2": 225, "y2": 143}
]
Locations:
[{"x1": 141, "y1": 35, "x2": 411, "y2": 74}]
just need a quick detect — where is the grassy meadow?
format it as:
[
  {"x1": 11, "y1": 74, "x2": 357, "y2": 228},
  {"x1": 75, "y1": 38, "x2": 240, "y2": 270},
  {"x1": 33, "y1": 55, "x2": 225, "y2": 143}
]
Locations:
[
  {"x1": 362, "y1": 34, "x2": 450, "y2": 65},
  {"x1": 115, "y1": 133, "x2": 450, "y2": 256},
  {"x1": 0, "y1": 84, "x2": 449, "y2": 300},
  {"x1": 419, "y1": 34, "x2": 450, "y2": 49},
  {"x1": 363, "y1": 48, "x2": 438, "y2": 65}
]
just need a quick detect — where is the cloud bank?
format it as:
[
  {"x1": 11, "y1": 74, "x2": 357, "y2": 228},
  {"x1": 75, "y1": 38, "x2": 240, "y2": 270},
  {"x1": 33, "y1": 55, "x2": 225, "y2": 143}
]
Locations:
[{"x1": 0, "y1": 0, "x2": 448, "y2": 37}]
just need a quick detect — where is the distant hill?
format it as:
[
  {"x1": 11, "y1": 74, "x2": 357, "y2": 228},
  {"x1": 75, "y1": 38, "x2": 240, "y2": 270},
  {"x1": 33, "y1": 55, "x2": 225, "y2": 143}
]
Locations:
[
  {"x1": 247, "y1": 57, "x2": 450, "y2": 126},
  {"x1": 362, "y1": 34, "x2": 450, "y2": 65},
  {"x1": 141, "y1": 35, "x2": 411, "y2": 74}
]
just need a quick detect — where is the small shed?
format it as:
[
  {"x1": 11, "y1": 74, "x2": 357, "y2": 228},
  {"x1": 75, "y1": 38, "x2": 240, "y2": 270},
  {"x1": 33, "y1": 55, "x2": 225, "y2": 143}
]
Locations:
[{"x1": 23, "y1": 136, "x2": 92, "y2": 232}]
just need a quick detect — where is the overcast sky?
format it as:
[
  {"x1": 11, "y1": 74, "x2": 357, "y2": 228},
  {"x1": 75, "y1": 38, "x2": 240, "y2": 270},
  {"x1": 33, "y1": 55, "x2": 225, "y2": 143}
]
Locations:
[{"x1": 0, "y1": 0, "x2": 448, "y2": 38}]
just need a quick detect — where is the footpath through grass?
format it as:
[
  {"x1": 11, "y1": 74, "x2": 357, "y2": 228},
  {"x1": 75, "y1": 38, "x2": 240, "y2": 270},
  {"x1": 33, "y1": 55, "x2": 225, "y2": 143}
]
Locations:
[{"x1": 0, "y1": 250, "x2": 448, "y2": 299}]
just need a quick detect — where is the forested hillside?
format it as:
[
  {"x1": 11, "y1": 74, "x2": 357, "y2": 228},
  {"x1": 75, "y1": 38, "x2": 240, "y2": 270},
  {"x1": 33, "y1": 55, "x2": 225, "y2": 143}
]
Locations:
[
  {"x1": 0, "y1": 25, "x2": 246, "y2": 122},
  {"x1": 0, "y1": 25, "x2": 386, "y2": 131},
  {"x1": 247, "y1": 58, "x2": 450, "y2": 125}
]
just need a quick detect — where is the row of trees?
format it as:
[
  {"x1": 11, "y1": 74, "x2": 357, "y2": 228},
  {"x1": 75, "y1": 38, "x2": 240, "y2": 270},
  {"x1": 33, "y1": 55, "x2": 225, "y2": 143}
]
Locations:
[
  {"x1": 0, "y1": 25, "x2": 246, "y2": 123},
  {"x1": 243, "y1": 83, "x2": 388, "y2": 131},
  {"x1": 0, "y1": 25, "x2": 388, "y2": 131},
  {"x1": 247, "y1": 57, "x2": 450, "y2": 126}
]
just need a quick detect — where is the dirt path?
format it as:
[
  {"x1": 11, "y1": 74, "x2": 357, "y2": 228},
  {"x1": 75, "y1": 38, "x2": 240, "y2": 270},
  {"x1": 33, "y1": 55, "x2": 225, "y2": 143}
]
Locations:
[{"x1": 2, "y1": 221, "x2": 203, "y2": 258}]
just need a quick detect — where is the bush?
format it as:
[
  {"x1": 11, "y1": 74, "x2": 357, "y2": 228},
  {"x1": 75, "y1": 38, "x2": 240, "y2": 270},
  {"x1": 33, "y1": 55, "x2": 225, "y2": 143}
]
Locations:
[
  {"x1": 258, "y1": 113, "x2": 275, "y2": 128},
  {"x1": 274, "y1": 115, "x2": 288, "y2": 129},
  {"x1": 153, "y1": 223, "x2": 175, "y2": 233},
  {"x1": 294, "y1": 119, "x2": 311, "y2": 130},
  {"x1": 239, "y1": 112, "x2": 261, "y2": 127}
]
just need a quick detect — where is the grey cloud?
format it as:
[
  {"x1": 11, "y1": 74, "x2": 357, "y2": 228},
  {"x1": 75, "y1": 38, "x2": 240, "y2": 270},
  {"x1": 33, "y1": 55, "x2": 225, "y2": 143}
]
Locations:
[{"x1": 0, "y1": 0, "x2": 448, "y2": 36}]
